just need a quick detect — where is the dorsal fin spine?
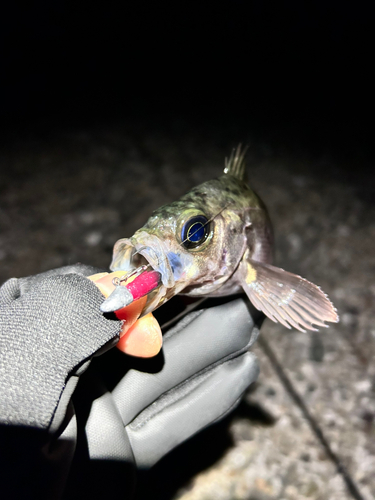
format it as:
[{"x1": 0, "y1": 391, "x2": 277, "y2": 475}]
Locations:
[{"x1": 224, "y1": 144, "x2": 248, "y2": 181}]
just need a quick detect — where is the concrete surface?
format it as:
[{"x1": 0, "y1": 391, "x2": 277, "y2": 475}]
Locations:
[{"x1": 0, "y1": 121, "x2": 373, "y2": 499}]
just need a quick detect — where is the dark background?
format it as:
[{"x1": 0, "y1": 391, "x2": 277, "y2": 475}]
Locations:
[{"x1": 1, "y1": 1, "x2": 373, "y2": 161}]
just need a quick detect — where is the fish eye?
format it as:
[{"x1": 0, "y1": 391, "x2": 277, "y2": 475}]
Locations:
[{"x1": 181, "y1": 215, "x2": 210, "y2": 249}]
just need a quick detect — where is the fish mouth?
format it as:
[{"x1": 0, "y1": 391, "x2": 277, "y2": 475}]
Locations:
[
  {"x1": 110, "y1": 232, "x2": 175, "y2": 288},
  {"x1": 133, "y1": 247, "x2": 175, "y2": 289},
  {"x1": 110, "y1": 232, "x2": 178, "y2": 315}
]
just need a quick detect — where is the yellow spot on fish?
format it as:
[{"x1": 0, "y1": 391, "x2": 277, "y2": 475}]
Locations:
[{"x1": 246, "y1": 263, "x2": 257, "y2": 283}]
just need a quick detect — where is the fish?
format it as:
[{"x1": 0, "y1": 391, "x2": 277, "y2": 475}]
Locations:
[{"x1": 103, "y1": 146, "x2": 339, "y2": 332}]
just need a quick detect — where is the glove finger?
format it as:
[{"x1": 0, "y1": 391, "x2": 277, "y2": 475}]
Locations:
[
  {"x1": 113, "y1": 297, "x2": 260, "y2": 425},
  {"x1": 126, "y1": 351, "x2": 259, "y2": 468}
]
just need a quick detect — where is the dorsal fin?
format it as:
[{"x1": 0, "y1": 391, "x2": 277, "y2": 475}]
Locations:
[{"x1": 224, "y1": 144, "x2": 248, "y2": 181}]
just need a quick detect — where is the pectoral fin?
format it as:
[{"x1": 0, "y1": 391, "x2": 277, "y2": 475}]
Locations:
[{"x1": 239, "y1": 251, "x2": 339, "y2": 332}]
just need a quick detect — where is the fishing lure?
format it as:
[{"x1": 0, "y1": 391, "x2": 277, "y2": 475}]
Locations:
[{"x1": 102, "y1": 146, "x2": 338, "y2": 332}]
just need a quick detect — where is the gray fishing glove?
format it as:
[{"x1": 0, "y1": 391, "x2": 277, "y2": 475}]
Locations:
[{"x1": 0, "y1": 264, "x2": 261, "y2": 500}]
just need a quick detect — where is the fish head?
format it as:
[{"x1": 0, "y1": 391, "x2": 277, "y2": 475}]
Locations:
[{"x1": 110, "y1": 177, "x2": 252, "y2": 313}]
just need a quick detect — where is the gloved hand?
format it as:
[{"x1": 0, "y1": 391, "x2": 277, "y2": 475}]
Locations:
[{"x1": 0, "y1": 264, "x2": 261, "y2": 500}]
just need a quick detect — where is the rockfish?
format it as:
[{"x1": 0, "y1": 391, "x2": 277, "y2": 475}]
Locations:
[{"x1": 102, "y1": 147, "x2": 338, "y2": 332}]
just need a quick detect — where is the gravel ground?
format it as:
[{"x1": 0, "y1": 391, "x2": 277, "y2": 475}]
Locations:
[{"x1": 0, "y1": 121, "x2": 374, "y2": 499}]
